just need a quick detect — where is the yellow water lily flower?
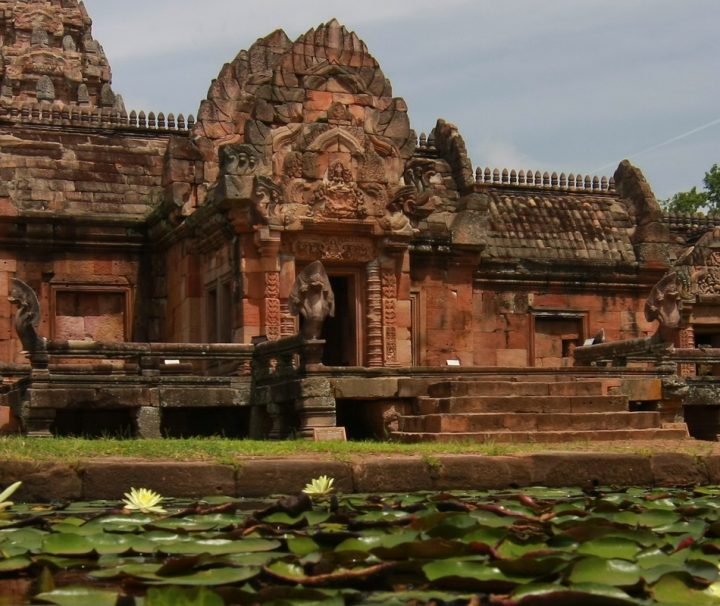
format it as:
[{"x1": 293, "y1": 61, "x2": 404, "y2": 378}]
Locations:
[
  {"x1": 121, "y1": 487, "x2": 167, "y2": 514},
  {"x1": 302, "y1": 475, "x2": 335, "y2": 500},
  {"x1": 0, "y1": 481, "x2": 22, "y2": 511}
]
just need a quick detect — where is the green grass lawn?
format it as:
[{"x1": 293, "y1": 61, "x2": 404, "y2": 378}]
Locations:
[{"x1": 0, "y1": 436, "x2": 715, "y2": 466}]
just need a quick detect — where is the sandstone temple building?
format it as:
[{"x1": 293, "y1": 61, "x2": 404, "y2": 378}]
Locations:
[{"x1": 0, "y1": 0, "x2": 717, "y2": 441}]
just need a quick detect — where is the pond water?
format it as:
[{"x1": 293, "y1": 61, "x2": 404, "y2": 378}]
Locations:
[{"x1": 2, "y1": 486, "x2": 720, "y2": 605}]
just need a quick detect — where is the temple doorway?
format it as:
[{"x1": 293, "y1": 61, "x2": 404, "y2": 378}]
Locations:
[{"x1": 321, "y1": 274, "x2": 360, "y2": 366}]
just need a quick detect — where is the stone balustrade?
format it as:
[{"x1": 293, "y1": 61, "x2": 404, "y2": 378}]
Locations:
[{"x1": 0, "y1": 102, "x2": 194, "y2": 132}]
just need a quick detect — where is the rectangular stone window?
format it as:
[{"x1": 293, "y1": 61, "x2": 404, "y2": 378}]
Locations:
[
  {"x1": 531, "y1": 311, "x2": 586, "y2": 367},
  {"x1": 51, "y1": 287, "x2": 130, "y2": 341}
]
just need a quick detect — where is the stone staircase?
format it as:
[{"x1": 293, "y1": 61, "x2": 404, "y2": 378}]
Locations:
[{"x1": 391, "y1": 378, "x2": 688, "y2": 443}]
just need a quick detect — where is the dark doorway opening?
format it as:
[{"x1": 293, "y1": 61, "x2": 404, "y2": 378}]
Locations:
[
  {"x1": 161, "y1": 407, "x2": 250, "y2": 438},
  {"x1": 320, "y1": 275, "x2": 357, "y2": 366},
  {"x1": 54, "y1": 409, "x2": 134, "y2": 438}
]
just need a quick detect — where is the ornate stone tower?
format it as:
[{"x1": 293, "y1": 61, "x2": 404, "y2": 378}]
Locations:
[{"x1": 0, "y1": 0, "x2": 122, "y2": 109}]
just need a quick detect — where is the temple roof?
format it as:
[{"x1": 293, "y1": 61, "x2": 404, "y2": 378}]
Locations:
[
  {"x1": 0, "y1": 0, "x2": 122, "y2": 110},
  {"x1": 479, "y1": 187, "x2": 637, "y2": 264}
]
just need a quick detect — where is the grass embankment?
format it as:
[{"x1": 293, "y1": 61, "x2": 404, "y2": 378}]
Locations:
[{"x1": 0, "y1": 436, "x2": 716, "y2": 466}]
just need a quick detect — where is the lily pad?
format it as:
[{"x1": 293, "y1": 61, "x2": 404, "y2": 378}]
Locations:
[
  {"x1": 35, "y1": 586, "x2": 121, "y2": 606},
  {"x1": 568, "y1": 557, "x2": 640, "y2": 588}
]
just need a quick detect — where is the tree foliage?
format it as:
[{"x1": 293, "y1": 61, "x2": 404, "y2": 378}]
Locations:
[{"x1": 662, "y1": 164, "x2": 720, "y2": 215}]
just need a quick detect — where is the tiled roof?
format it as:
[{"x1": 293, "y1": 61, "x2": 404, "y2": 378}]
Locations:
[{"x1": 481, "y1": 188, "x2": 637, "y2": 264}]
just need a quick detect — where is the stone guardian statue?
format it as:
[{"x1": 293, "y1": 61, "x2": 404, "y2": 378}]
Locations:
[
  {"x1": 289, "y1": 261, "x2": 335, "y2": 340},
  {"x1": 8, "y1": 279, "x2": 46, "y2": 354}
]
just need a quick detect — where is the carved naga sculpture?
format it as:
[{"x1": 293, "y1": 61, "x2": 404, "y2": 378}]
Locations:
[
  {"x1": 644, "y1": 272, "x2": 685, "y2": 345},
  {"x1": 289, "y1": 261, "x2": 335, "y2": 340},
  {"x1": 8, "y1": 278, "x2": 46, "y2": 355}
]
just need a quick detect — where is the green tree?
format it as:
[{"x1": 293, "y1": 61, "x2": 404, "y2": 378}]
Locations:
[{"x1": 662, "y1": 164, "x2": 720, "y2": 215}]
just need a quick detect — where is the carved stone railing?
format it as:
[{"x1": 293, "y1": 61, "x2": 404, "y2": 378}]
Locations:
[
  {"x1": 252, "y1": 335, "x2": 335, "y2": 439},
  {"x1": 0, "y1": 102, "x2": 194, "y2": 133},
  {"x1": 37, "y1": 340, "x2": 254, "y2": 377},
  {"x1": 573, "y1": 337, "x2": 673, "y2": 369},
  {"x1": 474, "y1": 166, "x2": 615, "y2": 193},
  {"x1": 252, "y1": 335, "x2": 326, "y2": 382}
]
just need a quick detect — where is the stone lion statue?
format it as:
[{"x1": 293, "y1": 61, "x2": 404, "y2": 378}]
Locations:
[{"x1": 289, "y1": 261, "x2": 335, "y2": 340}]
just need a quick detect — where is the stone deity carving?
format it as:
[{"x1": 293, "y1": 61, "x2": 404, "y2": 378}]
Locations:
[
  {"x1": 8, "y1": 279, "x2": 46, "y2": 354},
  {"x1": 289, "y1": 261, "x2": 335, "y2": 340}
]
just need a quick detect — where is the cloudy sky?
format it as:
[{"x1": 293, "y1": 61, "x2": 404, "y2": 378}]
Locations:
[{"x1": 85, "y1": 0, "x2": 719, "y2": 200}]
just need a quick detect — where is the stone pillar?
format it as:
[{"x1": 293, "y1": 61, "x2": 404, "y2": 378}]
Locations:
[
  {"x1": 295, "y1": 377, "x2": 336, "y2": 438},
  {"x1": 366, "y1": 260, "x2": 383, "y2": 367},
  {"x1": 135, "y1": 407, "x2": 162, "y2": 438}
]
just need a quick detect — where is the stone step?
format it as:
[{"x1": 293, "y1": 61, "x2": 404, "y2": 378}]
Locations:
[
  {"x1": 414, "y1": 395, "x2": 629, "y2": 415},
  {"x1": 428, "y1": 380, "x2": 606, "y2": 398},
  {"x1": 399, "y1": 411, "x2": 662, "y2": 434},
  {"x1": 392, "y1": 426, "x2": 690, "y2": 444}
]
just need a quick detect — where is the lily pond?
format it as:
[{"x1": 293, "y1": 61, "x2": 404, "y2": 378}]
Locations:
[{"x1": 3, "y1": 486, "x2": 720, "y2": 605}]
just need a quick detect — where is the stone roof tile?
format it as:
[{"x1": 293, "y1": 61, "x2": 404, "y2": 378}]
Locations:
[{"x1": 481, "y1": 188, "x2": 637, "y2": 264}]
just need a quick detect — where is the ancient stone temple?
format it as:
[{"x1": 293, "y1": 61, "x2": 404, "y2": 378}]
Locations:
[{"x1": 0, "y1": 1, "x2": 714, "y2": 440}]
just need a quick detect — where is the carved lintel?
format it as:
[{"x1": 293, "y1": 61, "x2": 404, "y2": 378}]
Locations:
[{"x1": 290, "y1": 236, "x2": 375, "y2": 263}]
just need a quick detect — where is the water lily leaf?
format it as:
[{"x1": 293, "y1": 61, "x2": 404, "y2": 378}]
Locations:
[
  {"x1": 160, "y1": 538, "x2": 280, "y2": 556},
  {"x1": 288, "y1": 537, "x2": 320, "y2": 556},
  {"x1": 568, "y1": 557, "x2": 640, "y2": 588},
  {"x1": 1, "y1": 527, "x2": 46, "y2": 553},
  {"x1": 514, "y1": 583, "x2": 638, "y2": 606},
  {"x1": 145, "y1": 586, "x2": 224, "y2": 606},
  {"x1": 90, "y1": 533, "x2": 136, "y2": 556},
  {"x1": 497, "y1": 554, "x2": 573, "y2": 577},
  {"x1": 496, "y1": 538, "x2": 554, "y2": 559},
  {"x1": 224, "y1": 552, "x2": 280, "y2": 567},
  {"x1": 423, "y1": 558, "x2": 520, "y2": 583},
  {"x1": 335, "y1": 531, "x2": 418, "y2": 553},
  {"x1": 469, "y1": 510, "x2": 517, "y2": 528},
  {"x1": 35, "y1": 586, "x2": 120, "y2": 606},
  {"x1": 576, "y1": 537, "x2": 641, "y2": 560},
  {"x1": 41, "y1": 533, "x2": 96, "y2": 556},
  {"x1": 651, "y1": 571, "x2": 720, "y2": 605},
  {"x1": 613, "y1": 509, "x2": 680, "y2": 528},
  {"x1": 89, "y1": 562, "x2": 162, "y2": 580},
  {"x1": 373, "y1": 537, "x2": 468, "y2": 560},
  {"x1": 0, "y1": 555, "x2": 31, "y2": 572},
  {"x1": 150, "y1": 566, "x2": 259, "y2": 586},
  {"x1": 655, "y1": 521, "x2": 707, "y2": 537},
  {"x1": 463, "y1": 526, "x2": 506, "y2": 545},
  {"x1": 84, "y1": 515, "x2": 153, "y2": 533}
]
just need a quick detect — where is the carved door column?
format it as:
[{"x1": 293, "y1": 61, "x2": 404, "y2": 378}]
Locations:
[
  {"x1": 279, "y1": 254, "x2": 296, "y2": 338},
  {"x1": 381, "y1": 263, "x2": 398, "y2": 366},
  {"x1": 366, "y1": 260, "x2": 383, "y2": 367},
  {"x1": 679, "y1": 323, "x2": 696, "y2": 378},
  {"x1": 255, "y1": 227, "x2": 282, "y2": 341}
]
